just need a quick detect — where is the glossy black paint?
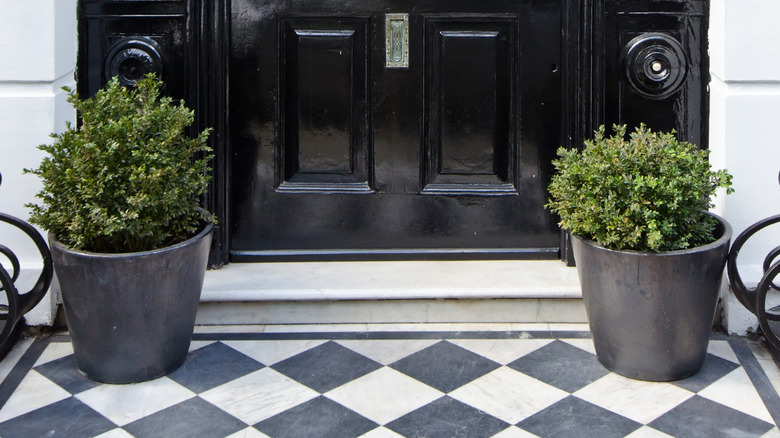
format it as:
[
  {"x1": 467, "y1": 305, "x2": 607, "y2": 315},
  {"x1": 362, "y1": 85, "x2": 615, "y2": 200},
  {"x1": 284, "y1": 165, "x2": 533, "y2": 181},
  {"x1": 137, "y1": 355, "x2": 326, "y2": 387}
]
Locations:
[
  {"x1": 603, "y1": 1, "x2": 709, "y2": 147},
  {"x1": 77, "y1": 0, "x2": 710, "y2": 265},
  {"x1": 228, "y1": 0, "x2": 564, "y2": 261}
]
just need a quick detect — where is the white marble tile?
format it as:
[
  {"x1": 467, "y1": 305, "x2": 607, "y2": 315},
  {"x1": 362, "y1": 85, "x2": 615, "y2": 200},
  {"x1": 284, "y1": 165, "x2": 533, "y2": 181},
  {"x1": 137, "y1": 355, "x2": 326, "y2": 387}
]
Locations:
[
  {"x1": 573, "y1": 373, "x2": 694, "y2": 424},
  {"x1": 625, "y1": 426, "x2": 675, "y2": 438},
  {"x1": 75, "y1": 377, "x2": 196, "y2": 426},
  {"x1": 93, "y1": 428, "x2": 136, "y2": 438},
  {"x1": 449, "y1": 366, "x2": 569, "y2": 424},
  {"x1": 325, "y1": 367, "x2": 443, "y2": 425},
  {"x1": 491, "y1": 426, "x2": 542, "y2": 438},
  {"x1": 188, "y1": 340, "x2": 216, "y2": 352},
  {"x1": 222, "y1": 340, "x2": 328, "y2": 366},
  {"x1": 200, "y1": 368, "x2": 318, "y2": 425},
  {"x1": 224, "y1": 427, "x2": 272, "y2": 438},
  {"x1": 698, "y1": 367, "x2": 775, "y2": 424},
  {"x1": 561, "y1": 338, "x2": 598, "y2": 356},
  {"x1": 0, "y1": 370, "x2": 71, "y2": 423},
  {"x1": 449, "y1": 339, "x2": 553, "y2": 365},
  {"x1": 33, "y1": 341, "x2": 74, "y2": 367},
  {"x1": 358, "y1": 427, "x2": 406, "y2": 438},
  {"x1": 336, "y1": 339, "x2": 440, "y2": 365},
  {"x1": 706, "y1": 340, "x2": 739, "y2": 363}
]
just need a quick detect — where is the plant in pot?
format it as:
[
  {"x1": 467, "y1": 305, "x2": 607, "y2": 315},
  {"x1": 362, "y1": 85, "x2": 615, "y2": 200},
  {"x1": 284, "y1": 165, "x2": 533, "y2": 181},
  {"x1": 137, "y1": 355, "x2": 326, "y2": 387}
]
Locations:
[
  {"x1": 546, "y1": 124, "x2": 733, "y2": 381},
  {"x1": 25, "y1": 74, "x2": 215, "y2": 384}
]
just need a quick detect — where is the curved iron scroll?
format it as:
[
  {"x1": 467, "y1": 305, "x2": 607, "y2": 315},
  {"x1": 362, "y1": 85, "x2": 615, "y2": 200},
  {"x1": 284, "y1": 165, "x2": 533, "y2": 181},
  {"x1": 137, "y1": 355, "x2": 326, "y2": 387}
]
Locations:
[
  {"x1": 727, "y1": 171, "x2": 780, "y2": 352},
  {"x1": 0, "y1": 172, "x2": 53, "y2": 358}
]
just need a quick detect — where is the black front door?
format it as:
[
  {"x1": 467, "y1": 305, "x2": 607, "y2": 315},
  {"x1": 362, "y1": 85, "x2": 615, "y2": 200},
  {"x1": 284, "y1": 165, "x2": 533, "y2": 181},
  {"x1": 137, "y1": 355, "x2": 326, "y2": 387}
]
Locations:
[
  {"x1": 78, "y1": 0, "x2": 710, "y2": 266},
  {"x1": 228, "y1": 0, "x2": 564, "y2": 260}
]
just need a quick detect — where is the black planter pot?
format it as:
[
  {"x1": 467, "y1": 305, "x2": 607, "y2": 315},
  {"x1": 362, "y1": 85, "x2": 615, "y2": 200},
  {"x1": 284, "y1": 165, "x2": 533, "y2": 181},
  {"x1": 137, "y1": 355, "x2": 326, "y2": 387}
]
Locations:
[
  {"x1": 571, "y1": 214, "x2": 732, "y2": 381},
  {"x1": 50, "y1": 222, "x2": 213, "y2": 384}
]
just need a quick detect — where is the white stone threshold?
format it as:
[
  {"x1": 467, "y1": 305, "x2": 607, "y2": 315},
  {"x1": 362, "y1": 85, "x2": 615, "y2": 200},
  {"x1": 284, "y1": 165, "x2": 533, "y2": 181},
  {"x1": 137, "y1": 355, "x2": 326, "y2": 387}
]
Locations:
[
  {"x1": 200, "y1": 260, "x2": 581, "y2": 302},
  {"x1": 196, "y1": 261, "x2": 586, "y2": 325}
]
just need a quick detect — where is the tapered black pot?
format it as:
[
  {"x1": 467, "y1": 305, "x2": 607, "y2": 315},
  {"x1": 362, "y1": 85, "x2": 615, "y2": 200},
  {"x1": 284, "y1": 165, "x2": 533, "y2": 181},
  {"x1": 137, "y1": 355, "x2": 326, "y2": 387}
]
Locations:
[
  {"x1": 50, "y1": 222, "x2": 213, "y2": 384},
  {"x1": 571, "y1": 214, "x2": 732, "y2": 381}
]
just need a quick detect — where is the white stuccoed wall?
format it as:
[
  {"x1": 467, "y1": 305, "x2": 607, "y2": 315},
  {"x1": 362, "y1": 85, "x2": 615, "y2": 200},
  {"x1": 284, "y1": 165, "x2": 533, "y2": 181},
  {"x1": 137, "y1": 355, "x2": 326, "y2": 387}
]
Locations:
[
  {"x1": 710, "y1": 0, "x2": 780, "y2": 334},
  {"x1": 0, "y1": 0, "x2": 77, "y2": 325},
  {"x1": 0, "y1": 1, "x2": 778, "y2": 330}
]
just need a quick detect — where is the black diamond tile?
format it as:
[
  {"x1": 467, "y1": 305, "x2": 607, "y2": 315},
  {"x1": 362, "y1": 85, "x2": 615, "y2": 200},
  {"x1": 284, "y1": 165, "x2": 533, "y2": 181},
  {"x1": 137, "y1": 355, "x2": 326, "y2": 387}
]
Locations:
[
  {"x1": 650, "y1": 395, "x2": 775, "y2": 438},
  {"x1": 271, "y1": 341, "x2": 382, "y2": 393},
  {"x1": 123, "y1": 397, "x2": 247, "y2": 438},
  {"x1": 517, "y1": 396, "x2": 641, "y2": 438},
  {"x1": 0, "y1": 397, "x2": 116, "y2": 438},
  {"x1": 387, "y1": 396, "x2": 509, "y2": 438},
  {"x1": 168, "y1": 342, "x2": 264, "y2": 393},
  {"x1": 255, "y1": 396, "x2": 378, "y2": 438},
  {"x1": 34, "y1": 355, "x2": 101, "y2": 395},
  {"x1": 389, "y1": 340, "x2": 500, "y2": 393},
  {"x1": 672, "y1": 353, "x2": 741, "y2": 393},
  {"x1": 507, "y1": 340, "x2": 609, "y2": 393}
]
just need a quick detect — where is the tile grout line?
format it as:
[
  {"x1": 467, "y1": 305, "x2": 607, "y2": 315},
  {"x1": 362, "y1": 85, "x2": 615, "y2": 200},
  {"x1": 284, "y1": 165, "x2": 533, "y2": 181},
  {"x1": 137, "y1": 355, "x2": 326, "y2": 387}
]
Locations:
[
  {"x1": 0, "y1": 336, "x2": 52, "y2": 411},
  {"x1": 728, "y1": 337, "x2": 780, "y2": 427}
]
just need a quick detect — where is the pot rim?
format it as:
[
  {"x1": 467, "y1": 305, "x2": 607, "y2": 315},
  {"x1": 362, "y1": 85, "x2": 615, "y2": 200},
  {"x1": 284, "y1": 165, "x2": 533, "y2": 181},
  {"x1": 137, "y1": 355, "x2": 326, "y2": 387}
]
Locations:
[
  {"x1": 571, "y1": 211, "x2": 732, "y2": 257},
  {"x1": 48, "y1": 218, "x2": 214, "y2": 258}
]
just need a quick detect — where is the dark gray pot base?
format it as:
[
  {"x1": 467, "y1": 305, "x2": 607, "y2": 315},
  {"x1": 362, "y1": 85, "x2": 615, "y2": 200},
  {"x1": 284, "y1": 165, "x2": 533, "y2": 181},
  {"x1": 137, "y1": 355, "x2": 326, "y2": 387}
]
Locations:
[
  {"x1": 50, "y1": 223, "x2": 214, "y2": 384},
  {"x1": 572, "y1": 214, "x2": 732, "y2": 382}
]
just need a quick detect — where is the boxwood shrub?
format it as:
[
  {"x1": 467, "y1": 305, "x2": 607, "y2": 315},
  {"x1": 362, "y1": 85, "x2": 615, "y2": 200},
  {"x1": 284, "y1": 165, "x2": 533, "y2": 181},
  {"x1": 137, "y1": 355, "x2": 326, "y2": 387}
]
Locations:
[
  {"x1": 25, "y1": 75, "x2": 214, "y2": 253},
  {"x1": 546, "y1": 124, "x2": 732, "y2": 252}
]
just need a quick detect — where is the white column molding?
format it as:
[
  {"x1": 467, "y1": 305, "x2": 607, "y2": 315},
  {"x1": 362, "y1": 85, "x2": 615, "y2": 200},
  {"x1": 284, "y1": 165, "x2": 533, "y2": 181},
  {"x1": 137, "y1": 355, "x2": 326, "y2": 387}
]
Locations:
[
  {"x1": 0, "y1": 0, "x2": 77, "y2": 325},
  {"x1": 710, "y1": 0, "x2": 780, "y2": 334}
]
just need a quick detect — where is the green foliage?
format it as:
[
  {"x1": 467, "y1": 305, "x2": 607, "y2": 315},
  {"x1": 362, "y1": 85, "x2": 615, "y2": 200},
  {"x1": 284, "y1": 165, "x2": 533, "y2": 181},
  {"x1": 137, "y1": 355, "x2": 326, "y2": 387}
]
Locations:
[
  {"x1": 546, "y1": 124, "x2": 733, "y2": 252},
  {"x1": 25, "y1": 74, "x2": 215, "y2": 253}
]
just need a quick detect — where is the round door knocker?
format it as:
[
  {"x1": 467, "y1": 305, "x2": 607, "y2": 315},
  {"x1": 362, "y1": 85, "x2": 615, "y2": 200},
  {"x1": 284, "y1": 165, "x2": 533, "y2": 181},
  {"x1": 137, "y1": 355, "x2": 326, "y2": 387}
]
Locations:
[
  {"x1": 622, "y1": 32, "x2": 687, "y2": 100},
  {"x1": 104, "y1": 37, "x2": 164, "y2": 86}
]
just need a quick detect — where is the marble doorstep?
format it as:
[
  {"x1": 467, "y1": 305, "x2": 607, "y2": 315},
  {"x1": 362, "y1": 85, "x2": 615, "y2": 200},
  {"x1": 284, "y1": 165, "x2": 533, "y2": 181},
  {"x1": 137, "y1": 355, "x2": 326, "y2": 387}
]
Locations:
[
  {"x1": 200, "y1": 261, "x2": 581, "y2": 301},
  {"x1": 196, "y1": 261, "x2": 587, "y2": 325},
  {"x1": 1, "y1": 327, "x2": 779, "y2": 438}
]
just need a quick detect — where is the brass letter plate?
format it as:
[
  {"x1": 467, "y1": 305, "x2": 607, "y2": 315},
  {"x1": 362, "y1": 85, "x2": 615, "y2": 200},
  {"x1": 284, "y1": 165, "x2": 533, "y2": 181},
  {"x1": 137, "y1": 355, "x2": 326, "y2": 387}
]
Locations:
[{"x1": 385, "y1": 13, "x2": 409, "y2": 69}]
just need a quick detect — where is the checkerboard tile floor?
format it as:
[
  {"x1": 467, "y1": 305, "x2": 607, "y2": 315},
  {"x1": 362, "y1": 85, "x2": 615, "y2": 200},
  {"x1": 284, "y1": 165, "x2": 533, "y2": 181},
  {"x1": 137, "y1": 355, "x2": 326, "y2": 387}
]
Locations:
[{"x1": 1, "y1": 328, "x2": 779, "y2": 438}]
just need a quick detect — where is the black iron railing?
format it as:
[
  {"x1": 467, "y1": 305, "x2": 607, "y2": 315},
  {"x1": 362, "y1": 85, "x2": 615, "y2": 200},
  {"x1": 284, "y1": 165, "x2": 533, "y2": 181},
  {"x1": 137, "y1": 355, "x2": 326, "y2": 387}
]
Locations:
[
  {"x1": 0, "y1": 172, "x2": 53, "y2": 359},
  {"x1": 728, "y1": 172, "x2": 780, "y2": 356}
]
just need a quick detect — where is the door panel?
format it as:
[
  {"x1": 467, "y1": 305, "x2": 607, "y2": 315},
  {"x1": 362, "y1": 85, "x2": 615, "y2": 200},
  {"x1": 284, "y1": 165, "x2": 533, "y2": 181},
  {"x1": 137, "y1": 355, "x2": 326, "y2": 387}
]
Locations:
[
  {"x1": 229, "y1": 0, "x2": 564, "y2": 260},
  {"x1": 424, "y1": 17, "x2": 516, "y2": 194},
  {"x1": 280, "y1": 18, "x2": 372, "y2": 192}
]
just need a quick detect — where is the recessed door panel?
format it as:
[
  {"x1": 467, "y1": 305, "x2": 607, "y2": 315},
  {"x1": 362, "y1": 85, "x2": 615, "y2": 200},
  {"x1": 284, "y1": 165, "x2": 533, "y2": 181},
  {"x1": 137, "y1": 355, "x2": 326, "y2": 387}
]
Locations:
[
  {"x1": 280, "y1": 19, "x2": 371, "y2": 192},
  {"x1": 424, "y1": 18, "x2": 516, "y2": 194}
]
